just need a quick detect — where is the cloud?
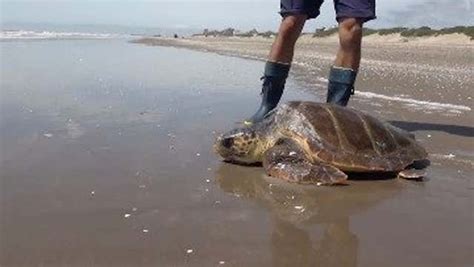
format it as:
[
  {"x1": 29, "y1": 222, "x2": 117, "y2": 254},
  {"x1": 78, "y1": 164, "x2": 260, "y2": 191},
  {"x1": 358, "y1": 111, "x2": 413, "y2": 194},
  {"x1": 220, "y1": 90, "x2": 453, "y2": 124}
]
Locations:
[{"x1": 377, "y1": 0, "x2": 474, "y2": 28}]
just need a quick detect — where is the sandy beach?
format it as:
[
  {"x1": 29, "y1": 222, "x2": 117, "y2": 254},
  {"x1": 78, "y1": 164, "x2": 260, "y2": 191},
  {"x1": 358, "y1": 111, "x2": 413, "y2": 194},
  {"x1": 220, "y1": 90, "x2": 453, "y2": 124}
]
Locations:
[
  {"x1": 1, "y1": 35, "x2": 473, "y2": 267},
  {"x1": 134, "y1": 33, "x2": 473, "y2": 105},
  {"x1": 134, "y1": 34, "x2": 474, "y2": 166}
]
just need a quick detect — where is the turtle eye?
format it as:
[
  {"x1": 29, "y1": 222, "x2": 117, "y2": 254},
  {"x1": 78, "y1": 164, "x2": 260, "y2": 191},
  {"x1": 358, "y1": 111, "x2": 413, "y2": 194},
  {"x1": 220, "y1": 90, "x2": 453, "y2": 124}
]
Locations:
[{"x1": 222, "y1": 137, "x2": 234, "y2": 149}]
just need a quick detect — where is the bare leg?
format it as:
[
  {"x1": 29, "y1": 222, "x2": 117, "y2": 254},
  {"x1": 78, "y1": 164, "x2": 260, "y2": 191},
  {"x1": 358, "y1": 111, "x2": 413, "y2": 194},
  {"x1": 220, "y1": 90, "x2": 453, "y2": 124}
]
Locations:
[
  {"x1": 268, "y1": 14, "x2": 308, "y2": 64},
  {"x1": 326, "y1": 18, "x2": 363, "y2": 106},
  {"x1": 245, "y1": 14, "x2": 308, "y2": 124},
  {"x1": 334, "y1": 18, "x2": 363, "y2": 70}
]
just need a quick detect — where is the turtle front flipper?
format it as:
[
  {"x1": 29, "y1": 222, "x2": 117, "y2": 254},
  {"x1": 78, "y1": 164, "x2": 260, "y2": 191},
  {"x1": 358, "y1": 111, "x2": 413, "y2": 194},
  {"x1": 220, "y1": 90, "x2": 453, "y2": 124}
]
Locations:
[{"x1": 263, "y1": 139, "x2": 348, "y2": 185}]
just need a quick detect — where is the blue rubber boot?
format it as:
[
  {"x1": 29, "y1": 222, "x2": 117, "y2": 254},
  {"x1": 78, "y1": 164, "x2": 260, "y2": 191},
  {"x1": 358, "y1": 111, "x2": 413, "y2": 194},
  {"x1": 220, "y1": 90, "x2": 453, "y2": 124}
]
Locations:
[
  {"x1": 326, "y1": 66, "x2": 357, "y2": 106},
  {"x1": 245, "y1": 62, "x2": 290, "y2": 125},
  {"x1": 246, "y1": 76, "x2": 285, "y2": 124}
]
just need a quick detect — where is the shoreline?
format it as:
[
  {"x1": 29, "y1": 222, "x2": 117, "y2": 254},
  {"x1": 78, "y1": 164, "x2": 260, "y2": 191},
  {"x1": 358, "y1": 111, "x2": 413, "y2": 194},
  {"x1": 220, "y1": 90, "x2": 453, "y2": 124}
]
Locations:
[{"x1": 132, "y1": 35, "x2": 473, "y2": 109}]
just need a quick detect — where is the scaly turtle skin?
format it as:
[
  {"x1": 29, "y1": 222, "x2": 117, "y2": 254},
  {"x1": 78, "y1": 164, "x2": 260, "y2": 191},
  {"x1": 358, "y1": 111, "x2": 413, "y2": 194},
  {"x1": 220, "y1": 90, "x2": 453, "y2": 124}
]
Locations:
[{"x1": 214, "y1": 101, "x2": 428, "y2": 185}]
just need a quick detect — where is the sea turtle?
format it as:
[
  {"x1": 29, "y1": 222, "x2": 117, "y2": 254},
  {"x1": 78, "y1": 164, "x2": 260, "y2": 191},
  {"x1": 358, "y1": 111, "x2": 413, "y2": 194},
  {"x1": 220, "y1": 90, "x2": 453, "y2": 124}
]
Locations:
[{"x1": 214, "y1": 101, "x2": 428, "y2": 185}]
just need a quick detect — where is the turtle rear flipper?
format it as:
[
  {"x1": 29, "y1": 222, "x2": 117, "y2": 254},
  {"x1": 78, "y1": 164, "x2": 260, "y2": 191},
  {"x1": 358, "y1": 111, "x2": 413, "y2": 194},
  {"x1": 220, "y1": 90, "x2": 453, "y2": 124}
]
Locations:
[
  {"x1": 263, "y1": 139, "x2": 347, "y2": 185},
  {"x1": 398, "y1": 160, "x2": 429, "y2": 179}
]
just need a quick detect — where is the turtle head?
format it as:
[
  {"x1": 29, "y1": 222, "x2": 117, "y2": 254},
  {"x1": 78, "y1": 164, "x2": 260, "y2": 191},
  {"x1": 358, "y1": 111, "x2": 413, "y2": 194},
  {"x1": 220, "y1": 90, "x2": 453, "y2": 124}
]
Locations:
[{"x1": 214, "y1": 126, "x2": 265, "y2": 165}]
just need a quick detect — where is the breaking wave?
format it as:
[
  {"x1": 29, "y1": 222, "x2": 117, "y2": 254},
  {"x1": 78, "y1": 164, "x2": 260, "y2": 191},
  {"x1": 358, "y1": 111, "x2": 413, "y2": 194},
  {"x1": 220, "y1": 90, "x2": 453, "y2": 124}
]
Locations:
[{"x1": 0, "y1": 30, "x2": 130, "y2": 40}]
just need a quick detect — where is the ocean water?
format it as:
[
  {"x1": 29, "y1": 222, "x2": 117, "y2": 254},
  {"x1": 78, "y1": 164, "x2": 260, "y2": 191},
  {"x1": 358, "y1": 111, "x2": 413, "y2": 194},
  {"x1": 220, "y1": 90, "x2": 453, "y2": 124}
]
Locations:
[
  {"x1": 1, "y1": 38, "x2": 472, "y2": 267},
  {"x1": 0, "y1": 30, "x2": 130, "y2": 40},
  {"x1": 0, "y1": 23, "x2": 199, "y2": 39}
]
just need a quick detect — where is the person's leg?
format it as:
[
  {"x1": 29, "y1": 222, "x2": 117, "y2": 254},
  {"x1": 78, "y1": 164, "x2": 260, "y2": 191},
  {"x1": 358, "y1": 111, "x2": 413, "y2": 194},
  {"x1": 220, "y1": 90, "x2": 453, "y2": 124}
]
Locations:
[
  {"x1": 326, "y1": 0, "x2": 376, "y2": 106},
  {"x1": 326, "y1": 18, "x2": 363, "y2": 106},
  {"x1": 245, "y1": 0, "x2": 323, "y2": 124},
  {"x1": 246, "y1": 15, "x2": 307, "y2": 124},
  {"x1": 334, "y1": 18, "x2": 363, "y2": 70},
  {"x1": 268, "y1": 14, "x2": 308, "y2": 64}
]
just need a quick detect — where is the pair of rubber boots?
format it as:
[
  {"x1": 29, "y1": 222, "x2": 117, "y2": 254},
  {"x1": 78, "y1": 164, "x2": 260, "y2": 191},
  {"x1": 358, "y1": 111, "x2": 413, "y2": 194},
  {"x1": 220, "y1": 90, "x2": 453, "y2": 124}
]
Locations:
[{"x1": 246, "y1": 65, "x2": 357, "y2": 124}]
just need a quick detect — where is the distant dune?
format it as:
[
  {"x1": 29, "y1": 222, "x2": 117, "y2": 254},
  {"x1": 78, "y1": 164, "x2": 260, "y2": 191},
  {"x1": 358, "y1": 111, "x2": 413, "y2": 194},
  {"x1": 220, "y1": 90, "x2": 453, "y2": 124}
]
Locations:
[
  {"x1": 299, "y1": 32, "x2": 474, "y2": 46},
  {"x1": 184, "y1": 26, "x2": 474, "y2": 46}
]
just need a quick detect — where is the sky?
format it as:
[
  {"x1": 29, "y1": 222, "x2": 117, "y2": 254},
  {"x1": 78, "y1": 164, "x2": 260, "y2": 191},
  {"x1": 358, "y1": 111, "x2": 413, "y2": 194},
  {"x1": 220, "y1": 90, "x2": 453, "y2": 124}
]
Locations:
[{"x1": 1, "y1": 0, "x2": 473, "y2": 32}]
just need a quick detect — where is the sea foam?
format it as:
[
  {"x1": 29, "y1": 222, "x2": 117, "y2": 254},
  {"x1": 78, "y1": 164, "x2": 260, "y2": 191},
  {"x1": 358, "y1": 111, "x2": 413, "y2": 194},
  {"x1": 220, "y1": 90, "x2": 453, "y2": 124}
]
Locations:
[
  {"x1": 0, "y1": 30, "x2": 129, "y2": 40},
  {"x1": 356, "y1": 91, "x2": 471, "y2": 112}
]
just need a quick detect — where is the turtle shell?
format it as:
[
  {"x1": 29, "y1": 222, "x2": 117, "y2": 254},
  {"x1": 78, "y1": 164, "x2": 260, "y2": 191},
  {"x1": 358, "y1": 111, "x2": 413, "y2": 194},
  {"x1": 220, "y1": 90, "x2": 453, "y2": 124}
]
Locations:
[{"x1": 270, "y1": 101, "x2": 428, "y2": 172}]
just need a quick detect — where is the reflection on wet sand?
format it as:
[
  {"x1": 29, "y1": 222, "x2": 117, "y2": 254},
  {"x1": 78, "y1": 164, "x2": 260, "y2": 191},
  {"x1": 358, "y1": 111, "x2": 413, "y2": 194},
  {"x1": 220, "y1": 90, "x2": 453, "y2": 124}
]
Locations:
[{"x1": 215, "y1": 163, "x2": 404, "y2": 267}]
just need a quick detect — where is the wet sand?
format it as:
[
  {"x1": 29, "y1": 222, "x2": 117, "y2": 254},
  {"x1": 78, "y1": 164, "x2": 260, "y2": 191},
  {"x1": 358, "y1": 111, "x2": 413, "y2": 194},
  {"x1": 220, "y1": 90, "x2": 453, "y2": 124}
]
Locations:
[{"x1": 1, "y1": 38, "x2": 473, "y2": 267}]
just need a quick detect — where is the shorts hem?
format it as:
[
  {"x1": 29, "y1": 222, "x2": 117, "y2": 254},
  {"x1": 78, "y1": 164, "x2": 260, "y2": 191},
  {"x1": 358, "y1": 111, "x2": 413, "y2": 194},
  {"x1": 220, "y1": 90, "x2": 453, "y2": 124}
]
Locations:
[
  {"x1": 336, "y1": 13, "x2": 377, "y2": 23},
  {"x1": 279, "y1": 9, "x2": 320, "y2": 20}
]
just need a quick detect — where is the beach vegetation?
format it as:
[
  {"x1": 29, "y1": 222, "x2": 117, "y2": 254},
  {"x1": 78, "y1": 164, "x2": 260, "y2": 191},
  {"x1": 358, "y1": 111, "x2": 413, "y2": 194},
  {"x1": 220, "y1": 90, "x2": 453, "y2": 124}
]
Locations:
[
  {"x1": 194, "y1": 26, "x2": 474, "y2": 40},
  {"x1": 258, "y1": 31, "x2": 276, "y2": 38},
  {"x1": 197, "y1": 28, "x2": 235, "y2": 37},
  {"x1": 377, "y1": 27, "x2": 408, "y2": 35},
  {"x1": 362, "y1": 28, "x2": 378, "y2": 36},
  {"x1": 400, "y1": 26, "x2": 436, "y2": 37},
  {"x1": 312, "y1": 26, "x2": 474, "y2": 40},
  {"x1": 312, "y1": 27, "x2": 339, "y2": 37},
  {"x1": 235, "y1": 28, "x2": 259, "y2": 37},
  {"x1": 196, "y1": 28, "x2": 275, "y2": 38}
]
